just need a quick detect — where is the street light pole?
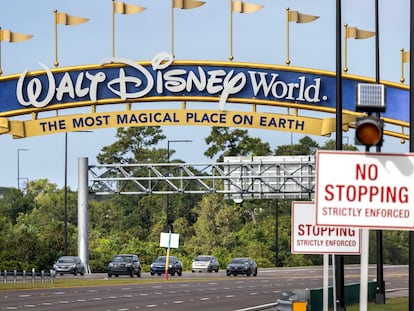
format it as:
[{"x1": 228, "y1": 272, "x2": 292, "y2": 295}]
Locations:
[
  {"x1": 166, "y1": 139, "x2": 192, "y2": 226},
  {"x1": 164, "y1": 139, "x2": 192, "y2": 281},
  {"x1": 17, "y1": 148, "x2": 29, "y2": 190}
]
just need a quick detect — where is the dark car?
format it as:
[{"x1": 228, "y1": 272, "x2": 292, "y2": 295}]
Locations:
[
  {"x1": 191, "y1": 255, "x2": 219, "y2": 273},
  {"x1": 108, "y1": 254, "x2": 141, "y2": 277},
  {"x1": 226, "y1": 257, "x2": 258, "y2": 276},
  {"x1": 53, "y1": 256, "x2": 85, "y2": 276},
  {"x1": 150, "y1": 256, "x2": 183, "y2": 276}
]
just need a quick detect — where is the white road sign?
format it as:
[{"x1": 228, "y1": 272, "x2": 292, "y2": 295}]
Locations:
[
  {"x1": 291, "y1": 202, "x2": 360, "y2": 254},
  {"x1": 160, "y1": 232, "x2": 180, "y2": 248},
  {"x1": 316, "y1": 150, "x2": 414, "y2": 229}
]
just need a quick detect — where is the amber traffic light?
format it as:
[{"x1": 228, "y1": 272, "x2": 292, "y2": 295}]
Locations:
[{"x1": 355, "y1": 116, "x2": 383, "y2": 146}]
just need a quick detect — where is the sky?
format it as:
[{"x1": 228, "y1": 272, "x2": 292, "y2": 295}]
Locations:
[{"x1": 0, "y1": 0, "x2": 411, "y2": 190}]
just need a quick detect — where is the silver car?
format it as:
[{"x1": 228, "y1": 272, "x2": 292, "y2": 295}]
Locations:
[
  {"x1": 191, "y1": 255, "x2": 219, "y2": 273},
  {"x1": 53, "y1": 256, "x2": 85, "y2": 276}
]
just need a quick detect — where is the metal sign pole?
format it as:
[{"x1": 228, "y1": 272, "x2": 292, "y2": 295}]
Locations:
[
  {"x1": 335, "y1": 1, "x2": 345, "y2": 309},
  {"x1": 409, "y1": 1, "x2": 414, "y2": 310}
]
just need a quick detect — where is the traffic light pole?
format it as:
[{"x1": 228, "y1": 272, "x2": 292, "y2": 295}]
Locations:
[
  {"x1": 335, "y1": 1, "x2": 345, "y2": 310},
  {"x1": 374, "y1": 0, "x2": 385, "y2": 304},
  {"x1": 409, "y1": 2, "x2": 414, "y2": 310}
]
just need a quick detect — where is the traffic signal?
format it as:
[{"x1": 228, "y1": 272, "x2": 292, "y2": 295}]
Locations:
[
  {"x1": 354, "y1": 115, "x2": 384, "y2": 147},
  {"x1": 167, "y1": 219, "x2": 173, "y2": 233}
]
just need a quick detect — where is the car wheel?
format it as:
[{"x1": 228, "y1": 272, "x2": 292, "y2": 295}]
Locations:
[
  {"x1": 253, "y1": 269, "x2": 257, "y2": 276},
  {"x1": 137, "y1": 269, "x2": 141, "y2": 278},
  {"x1": 192, "y1": 270, "x2": 195, "y2": 273},
  {"x1": 60, "y1": 273, "x2": 64, "y2": 276},
  {"x1": 130, "y1": 270, "x2": 134, "y2": 277},
  {"x1": 177, "y1": 269, "x2": 182, "y2": 276},
  {"x1": 226, "y1": 271, "x2": 230, "y2": 276},
  {"x1": 73, "y1": 270, "x2": 77, "y2": 276},
  {"x1": 157, "y1": 273, "x2": 161, "y2": 276},
  {"x1": 115, "y1": 275, "x2": 119, "y2": 277},
  {"x1": 108, "y1": 273, "x2": 112, "y2": 278},
  {"x1": 150, "y1": 272, "x2": 154, "y2": 276}
]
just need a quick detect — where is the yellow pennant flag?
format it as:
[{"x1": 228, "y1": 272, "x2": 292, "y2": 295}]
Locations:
[
  {"x1": 56, "y1": 12, "x2": 89, "y2": 25},
  {"x1": 346, "y1": 27, "x2": 375, "y2": 39},
  {"x1": 342, "y1": 25, "x2": 375, "y2": 72},
  {"x1": 401, "y1": 48, "x2": 410, "y2": 83},
  {"x1": 173, "y1": 0, "x2": 205, "y2": 9},
  {"x1": 288, "y1": 10, "x2": 319, "y2": 23},
  {"x1": 114, "y1": 1, "x2": 146, "y2": 14},
  {"x1": 402, "y1": 50, "x2": 410, "y2": 63},
  {"x1": 285, "y1": 8, "x2": 318, "y2": 65},
  {"x1": 54, "y1": 10, "x2": 89, "y2": 67},
  {"x1": 232, "y1": 1, "x2": 263, "y2": 13},
  {"x1": 0, "y1": 29, "x2": 33, "y2": 42}
]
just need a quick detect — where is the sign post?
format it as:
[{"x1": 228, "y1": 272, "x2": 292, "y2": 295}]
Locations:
[
  {"x1": 316, "y1": 150, "x2": 414, "y2": 310},
  {"x1": 159, "y1": 232, "x2": 179, "y2": 281},
  {"x1": 292, "y1": 201, "x2": 360, "y2": 311}
]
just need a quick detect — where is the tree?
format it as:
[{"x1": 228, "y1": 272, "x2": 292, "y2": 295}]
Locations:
[
  {"x1": 274, "y1": 136, "x2": 320, "y2": 155},
  {"x1": 185, "y1": 194, "x2": 243, "y2": 259},
  {"x1": 204, "y1": 127, "x2": 271, "y2": 161},
  {"x1": 320, "y1": 138, "x2": 358, "y2": 151},
  {"x1": 97, "y1": 127, "x2": 166, "y2": 164},
  {"x1": 1, "y1": 129, "x2": 411, "y2": 274},
  {"x1": 0, "y1": 187, "x2": 37, "y2": 224}
]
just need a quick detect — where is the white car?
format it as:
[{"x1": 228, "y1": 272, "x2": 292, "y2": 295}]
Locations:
[{"x1": 191, "y1": 255, "x2": 219, "y2": 273}]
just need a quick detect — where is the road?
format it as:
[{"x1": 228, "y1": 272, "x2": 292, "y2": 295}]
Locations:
[{"x1": 0, "y1": 265, "x2": 408, "y2": 311}]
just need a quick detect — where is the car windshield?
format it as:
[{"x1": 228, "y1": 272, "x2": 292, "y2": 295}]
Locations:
[
  {"x1": 155, "y1": 256, "x2": 166, "y2": 263},
  {"x1": 113, "y1": 256, "x2": 133, "y2": 262},
  {"x1": 196, "y1": 256, "x2": 211, "y2": 261},
  {"x1": 231, "y1": 258, "x2": 249, "y2": 264},
  {"x1": 58, "y1": 257, "x2": 76, "y2": 263},
  {"x1": 154, "y1": 256, "x2": 176, "y2": 263}
]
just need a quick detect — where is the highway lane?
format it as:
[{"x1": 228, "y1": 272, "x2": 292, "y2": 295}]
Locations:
[
  {"x1": 0, "y1": 265, "x2": 408, "y2": 311},
  {"x1": 1, "y1": 278, "x2": 281, "y2": 311}
]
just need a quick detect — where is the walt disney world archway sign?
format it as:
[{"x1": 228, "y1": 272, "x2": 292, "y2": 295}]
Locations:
[{"x1": 0, "y1": 52, "x2": 409, "y2": 140}]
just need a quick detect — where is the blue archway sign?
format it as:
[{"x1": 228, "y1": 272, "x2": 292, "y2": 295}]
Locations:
[{"x1": 0, "y1": 53, "x2": 409, "y2": 139}]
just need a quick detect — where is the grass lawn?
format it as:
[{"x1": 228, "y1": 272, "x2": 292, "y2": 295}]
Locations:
[{"x1": 332, "y1": 297, "x2": 408, "y2": 311}]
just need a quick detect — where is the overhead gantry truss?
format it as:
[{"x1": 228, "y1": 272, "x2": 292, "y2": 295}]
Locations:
[{"x1": 88, "y1": 156, "x2": 316, "y2": 200}]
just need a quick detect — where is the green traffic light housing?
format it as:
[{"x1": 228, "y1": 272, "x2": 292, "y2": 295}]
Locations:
[{"x1": 355, "y1": 116, "x2": 384, "y2": 146}]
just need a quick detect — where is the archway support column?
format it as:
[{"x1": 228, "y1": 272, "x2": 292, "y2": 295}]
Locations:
[{"x1": 78, "y1": 157, "x2": 90, "y2": 274}]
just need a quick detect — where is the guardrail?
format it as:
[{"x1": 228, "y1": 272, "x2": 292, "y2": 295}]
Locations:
[{"x1": 1, "y1": 269, "x2": 55, "y2": 285}]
